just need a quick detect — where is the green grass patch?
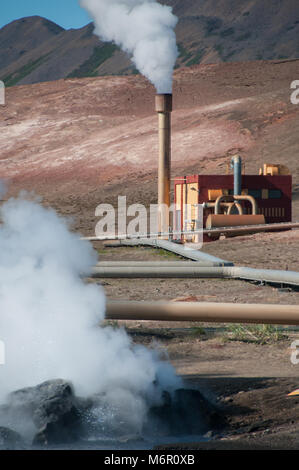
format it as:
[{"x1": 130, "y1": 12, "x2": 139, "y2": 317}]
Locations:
[
  {"x1": 185, "y1": 48, "x2": 206, "y2": 67},
  {"x1": 3, "y1": 54, "x2": 51, "y2": 87},
  {"x1": 224, "y1": 324, "x2": 288, "y2": 345},
  {"x1": 190, "y1": 326, "x2": 206, "y2": 337},
  {"x1": 177, "y1": 43, "x2": 193, "y2": 62},
  {"x1": 67, "y1": 44, "x2": 118, "y2": 79},
  {"x1": 154, "y1": 248, "x2": 184, "y2": 260}
]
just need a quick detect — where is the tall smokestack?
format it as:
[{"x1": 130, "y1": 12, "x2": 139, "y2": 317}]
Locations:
[{"x1": 155, "y1": 93, "x2": 172, "y2": 236}]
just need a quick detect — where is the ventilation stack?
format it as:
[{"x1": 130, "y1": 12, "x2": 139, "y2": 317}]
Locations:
[{"x1": 155, "y1": 94, "x2": 172, "y2": 237}]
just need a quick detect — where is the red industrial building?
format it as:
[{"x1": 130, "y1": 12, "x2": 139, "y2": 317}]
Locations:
[{"x1": 174, "y1": 162, "x2": 292, "y2": 242}]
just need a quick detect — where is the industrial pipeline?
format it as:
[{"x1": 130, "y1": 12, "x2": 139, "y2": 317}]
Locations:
[
  {"x1": 91, "y1": 263, "x2": 299, "y2": 288},
  {"x1": 105, "y1": 301, "x2": 299, "y2": 326}
]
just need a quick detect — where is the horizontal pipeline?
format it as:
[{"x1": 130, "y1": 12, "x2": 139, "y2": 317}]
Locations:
[
  {"x1": 111, "y1": 238, "x2": 233, "y2": 266},
  {"x1": 90, "y1": 265, "x2": 299, "y2": 287},
  {"x1": 91, "y1": 266, "x2": 226, "y2": 278},
  {"x1": 83, "y1": 223, "x2": 299, "y2": 242},
  {"x1": 82, "y1": 229, "x2": 201, "y2": 242},
  {"x1": 205, "y1": 222, "x2": 299, "y2": 237},
  {"x1": 105, "y1": 301, "x2": 299, "y2": 325},
  {"x1": 96, "y1": 261, "x2": 227, "y2": 268}
]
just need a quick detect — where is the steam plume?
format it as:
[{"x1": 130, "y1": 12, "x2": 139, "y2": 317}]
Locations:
[
  {"x1": 0, "y1": 194, "x2": 180, "y2": 435},
  {"x1": 79, "y1": 0, "x2": 178, "y2": 93}
]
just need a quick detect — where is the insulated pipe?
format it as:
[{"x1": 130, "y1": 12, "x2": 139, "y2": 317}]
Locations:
[
  {"x1": 203, "y1": 201, "x2": 243, "y2": 215},
  {"x1": 156, "y1": 94, "x2": 172, "y2": 236},
  {"x1": 214, "y1": 195, "x2": 258, "y2": 216},
  {"x1": 233, "y1": 195, "x2": 258, "y2": 215},
  {"x1": 232, "y1": 266, "x2": 299, "y2": 286},
  {"x1": 206, "y1": 214, "x2": 266, "y2": 230},
  {"x1": 96, "y1": 261, "x2": 224, "y2": 267},
  {"x1": 204, "y1": 222, "x2": 299, "y2": 236},
  {"x1": 91, "y1": 266, "x2": 227, "y2": 278},
  {"x1": 214, "y1": 195, "x2": 233, "y2": 215},
  {"x1": 114, "y1": 237, "x2": 233, "y2": 265},
  {"x1": 83, "y1": 222, "x2": 299, "y2": 243},
  {"x1": 90, "y1": 264, "x2": 299, "y2": 287},
  {"x1": 231, "y1": 155, "x2": 242, "y2": 197},
  {"x1": 105, "y1": 301, "x2": 299, "y2": 325}
]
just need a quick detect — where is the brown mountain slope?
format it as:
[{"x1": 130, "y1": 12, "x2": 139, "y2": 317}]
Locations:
[
  {"x1": 1, "y1": 0, "x2": 299, "y2": 87},
  {"x1": 172, "y1": 0, "x2": 299, "y2": 65},
  {"x1": 0, "y1": 16, "x2": 64, "y2": 72},
  {"x1": 1, "y1": 60, "x2": 299, "y2": 233}
]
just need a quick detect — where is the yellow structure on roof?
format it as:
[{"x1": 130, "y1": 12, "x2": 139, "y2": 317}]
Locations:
[{"x1": 259, "y1": 164, "x2": 290, "y2": 176}]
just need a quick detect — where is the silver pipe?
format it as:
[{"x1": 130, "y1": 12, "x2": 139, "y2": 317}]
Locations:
[
  {"x1": 91, "y1": 266, "x2": 228, "y2": 278},
  {"x1": 83, "y1": 229, "x2": 204, "y2": 242},
  {"x1": 115, "y1": 238, "x2": 233, "y2": 266},
  {"x1": 96, "y1": 261, "x2": 223, "y2": 267},
  {"x1": 233, "y1": 266, "x2": 299, "y2": 286},
  {"x1": 82, "y1": 223, "x2": 299, "y2": 243},
  {"x1": 204, "y1": 222, "x2": 299, "y2": 236},
  {"x1": 90, "y1": 264, "x2": 299, "y2": 287}
]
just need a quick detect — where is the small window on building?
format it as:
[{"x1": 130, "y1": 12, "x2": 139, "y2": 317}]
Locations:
[{"x1": 269, "y1": 189, "x2": 282, "y2": 199}]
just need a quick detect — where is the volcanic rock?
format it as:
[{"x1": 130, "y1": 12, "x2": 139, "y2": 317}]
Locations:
[
  {"x1": 1, "y1": 380, "x2": 226, "y2": 446},
  {"x1": 145, "y1": 388, "x2": 225, "y2": 436},
  {"x1": 8, "y1": 379, "x2": 90, "y2": 445}
]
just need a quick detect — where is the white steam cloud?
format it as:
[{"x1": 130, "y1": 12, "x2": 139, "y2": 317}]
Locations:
[
  {"x1": 0, "y1": 194, "x2": 180, "y2": 435},
  {"x1": 80, "y1": 0, "x2": 178, "y2": 93}
]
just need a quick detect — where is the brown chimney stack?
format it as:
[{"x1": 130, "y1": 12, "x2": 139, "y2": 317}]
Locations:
[{"x1": 155, "y1": 94, "x2": 172, "y2": 236}]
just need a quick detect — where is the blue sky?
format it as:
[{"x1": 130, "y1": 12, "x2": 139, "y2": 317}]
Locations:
[{"x1": 0, "y1": 0, "x2": 92, "y2": 30}]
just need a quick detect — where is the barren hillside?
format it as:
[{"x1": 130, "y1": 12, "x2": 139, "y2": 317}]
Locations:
[
  {"x1": 1, "y1": 0, "x2": 299, "y2": 87},
  {"x1": 1, "y1": 60, "x2": 299, "y2": 234}
]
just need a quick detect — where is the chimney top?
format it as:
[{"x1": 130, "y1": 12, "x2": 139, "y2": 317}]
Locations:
[{"x1": 155, "y1": 94, "x2": 172, "y2": 113}]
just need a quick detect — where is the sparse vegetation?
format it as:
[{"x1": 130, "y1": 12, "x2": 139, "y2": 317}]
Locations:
[
  {"x1": 205, "y1": 17, "x2": 222, "y2": 36},
  {"x1": 185, "y1": 48, "x2": 206, "y2": 67},
  {"x1": 190, "y1": 326, "x2": 206, "y2": 337},
  {"x1": 177, "y1": 43, "x2": 193, "y2": 66},
  {"x1": 67, "y1": 44, "x2": 118, "y2": 79},
  {"x1": 154, "y1": 248, "x2": 183, "y2": 259},
  {"x1": 224, "y1": 324, "x2": 288, "y2": 344},
  {"x1": 3, "y1": 54, "x2": 51, "y2": 87}
]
